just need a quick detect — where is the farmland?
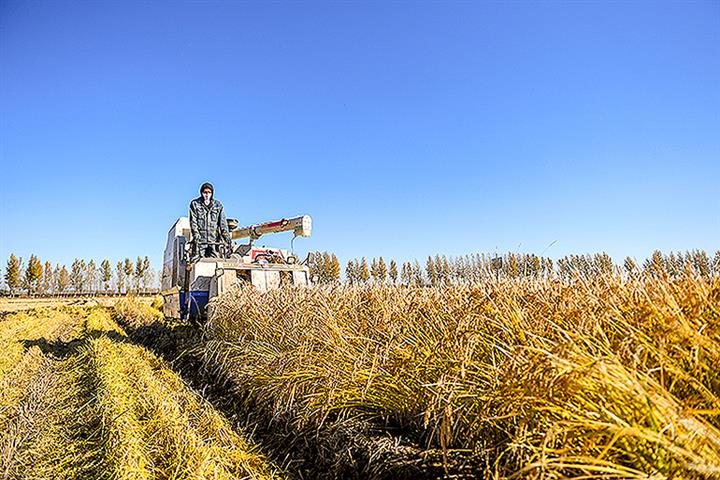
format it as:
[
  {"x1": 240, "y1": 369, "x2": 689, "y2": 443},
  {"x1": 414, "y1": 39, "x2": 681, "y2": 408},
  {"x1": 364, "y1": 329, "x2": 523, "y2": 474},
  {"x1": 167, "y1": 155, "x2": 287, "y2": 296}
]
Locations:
[
  {"x1": 0, "y1": 296, "x2": 154, "y2": 314},
  {"x1": 1, "y1": 272, "x2": 719, "y2": 479},
  {"x1": 0, "y1": 303, "x2": 278, "y2": 479}
]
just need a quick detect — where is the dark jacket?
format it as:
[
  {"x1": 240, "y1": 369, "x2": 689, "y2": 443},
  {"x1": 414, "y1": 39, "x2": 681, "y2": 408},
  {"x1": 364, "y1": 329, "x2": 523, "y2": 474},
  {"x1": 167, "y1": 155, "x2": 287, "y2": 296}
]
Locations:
[{"x1": 189, "y1": 197, "x2": 231, "y2": 250}]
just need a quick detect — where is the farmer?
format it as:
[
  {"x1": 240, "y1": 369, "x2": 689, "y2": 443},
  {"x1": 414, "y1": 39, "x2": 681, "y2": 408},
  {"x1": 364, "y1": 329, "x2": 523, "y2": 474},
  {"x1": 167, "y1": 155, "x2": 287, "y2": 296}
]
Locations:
[{"x1": 189, "y1": 182, "x2": 232, "y2": 259}]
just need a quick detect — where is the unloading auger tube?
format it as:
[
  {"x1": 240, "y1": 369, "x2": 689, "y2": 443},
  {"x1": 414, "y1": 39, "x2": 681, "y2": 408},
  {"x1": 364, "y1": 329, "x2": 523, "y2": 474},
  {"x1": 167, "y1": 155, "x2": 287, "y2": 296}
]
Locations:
[{"x1": 231, "y1": 215, "x2": 312, "y2": 240}]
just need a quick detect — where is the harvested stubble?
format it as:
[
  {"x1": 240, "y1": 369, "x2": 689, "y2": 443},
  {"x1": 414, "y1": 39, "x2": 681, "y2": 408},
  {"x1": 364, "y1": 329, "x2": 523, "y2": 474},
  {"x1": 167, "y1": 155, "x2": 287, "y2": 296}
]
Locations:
[
  {"x1": 85, "y1": 308, "x2": 280, "y2": 480},
  {"x1": 0, "y1": 308, "x2": 83, "y2": 433},
  {"x1": 0, "y1": 308, "x2": 89, "y2": 478},
  {"x1": 0, "y1": 305, "x2": 280, "y2": 479},
  {"x1": 204, "y1": 275, "x2": 720, "y2": 478},
  {"x1": 0, "y1": 308, "x2": 81, "y2": 377}
]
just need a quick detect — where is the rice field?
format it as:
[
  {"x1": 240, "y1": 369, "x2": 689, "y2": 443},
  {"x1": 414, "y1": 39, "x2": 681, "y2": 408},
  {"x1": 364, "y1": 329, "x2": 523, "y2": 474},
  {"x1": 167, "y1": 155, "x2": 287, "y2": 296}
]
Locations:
[
  {"x1": 1, "y1": 273, "x2": 718, "y2": 479},
  {"x1": 203, "y1": 274, "x2": 720, "y2": 479}
]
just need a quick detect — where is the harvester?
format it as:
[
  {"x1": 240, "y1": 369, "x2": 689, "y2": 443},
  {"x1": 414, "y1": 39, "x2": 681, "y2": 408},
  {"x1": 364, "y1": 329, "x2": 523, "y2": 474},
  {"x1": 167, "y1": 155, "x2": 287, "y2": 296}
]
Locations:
[{"x1": 161, "y1": 215, "x2": 312, "y2": 322}]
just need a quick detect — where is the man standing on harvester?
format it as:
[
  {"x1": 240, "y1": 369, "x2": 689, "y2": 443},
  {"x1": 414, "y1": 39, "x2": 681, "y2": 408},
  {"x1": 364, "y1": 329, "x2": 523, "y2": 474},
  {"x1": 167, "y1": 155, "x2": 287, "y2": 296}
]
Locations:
[{"x1": 189, "y1": 182, "x2": 231, "y2": 259}]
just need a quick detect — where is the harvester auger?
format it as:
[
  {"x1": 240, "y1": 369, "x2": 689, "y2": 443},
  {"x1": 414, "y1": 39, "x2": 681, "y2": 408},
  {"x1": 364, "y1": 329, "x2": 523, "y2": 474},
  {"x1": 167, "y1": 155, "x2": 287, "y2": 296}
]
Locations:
[{"x1": 161, "y1": 215, "x2": 312, "y2": 323}]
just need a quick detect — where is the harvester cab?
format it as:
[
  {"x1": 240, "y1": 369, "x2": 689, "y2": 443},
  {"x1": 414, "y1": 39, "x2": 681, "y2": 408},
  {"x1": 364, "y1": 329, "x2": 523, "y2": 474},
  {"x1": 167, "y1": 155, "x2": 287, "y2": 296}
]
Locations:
[{"x1": 161, "y1": 215, "x2": 312, "y2": 322}]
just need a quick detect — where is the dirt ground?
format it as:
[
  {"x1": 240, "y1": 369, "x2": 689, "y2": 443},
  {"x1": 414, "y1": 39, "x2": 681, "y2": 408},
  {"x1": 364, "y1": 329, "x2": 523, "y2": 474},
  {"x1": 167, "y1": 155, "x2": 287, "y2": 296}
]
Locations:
[{"x1": 0, "y1": 296, "x2": 156, "y2": 313}]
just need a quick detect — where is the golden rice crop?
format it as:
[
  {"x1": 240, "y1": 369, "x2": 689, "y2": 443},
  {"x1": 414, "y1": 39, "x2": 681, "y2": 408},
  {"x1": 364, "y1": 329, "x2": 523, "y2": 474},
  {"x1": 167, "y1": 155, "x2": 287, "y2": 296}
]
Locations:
[
  {"x1": 113, "y1": 296, "x2": 163, "y2": 329},
  {"x1": 204, "y1": 274, "x2": 720, "y2": 478}
]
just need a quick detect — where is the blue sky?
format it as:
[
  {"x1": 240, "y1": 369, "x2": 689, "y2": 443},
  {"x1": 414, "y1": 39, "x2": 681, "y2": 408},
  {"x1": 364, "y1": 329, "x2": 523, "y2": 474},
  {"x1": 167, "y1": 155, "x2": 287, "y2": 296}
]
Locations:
[{"x1": 1, "y1": 0, "x2": 718, "y2": 273}]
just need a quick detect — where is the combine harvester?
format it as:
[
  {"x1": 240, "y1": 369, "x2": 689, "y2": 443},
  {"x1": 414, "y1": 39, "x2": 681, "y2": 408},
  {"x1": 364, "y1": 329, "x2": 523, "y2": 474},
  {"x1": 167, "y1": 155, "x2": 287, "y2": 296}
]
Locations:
[{"x1": 161, "y1": 215, "x2": 312, "y2": 322}]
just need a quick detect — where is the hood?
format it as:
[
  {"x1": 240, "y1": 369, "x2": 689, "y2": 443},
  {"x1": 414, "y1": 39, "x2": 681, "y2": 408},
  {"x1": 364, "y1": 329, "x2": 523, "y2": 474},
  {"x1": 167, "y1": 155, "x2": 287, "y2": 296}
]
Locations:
[{"x1": 199, "y1": 182, "x2": 214, "y2": 196}]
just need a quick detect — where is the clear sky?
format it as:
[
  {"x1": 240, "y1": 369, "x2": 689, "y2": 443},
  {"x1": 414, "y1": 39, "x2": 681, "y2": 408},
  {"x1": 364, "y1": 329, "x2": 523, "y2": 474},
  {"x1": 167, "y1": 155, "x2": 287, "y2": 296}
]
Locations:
[{"x1": 1, "y1": 0, "x2": 718, "y2": 273}]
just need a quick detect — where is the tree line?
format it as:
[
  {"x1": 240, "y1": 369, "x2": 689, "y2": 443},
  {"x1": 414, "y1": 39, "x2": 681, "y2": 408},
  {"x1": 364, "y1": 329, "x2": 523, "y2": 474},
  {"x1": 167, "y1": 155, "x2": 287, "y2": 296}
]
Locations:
[
  {"x1": 309, "y1": 249, "x2": 720, "y2": 285},
  {"x1": 5, "y1": 249, "x2": 717, "y2": 293},
  {"x1": 2, "y1": 254, "x2": 158, "y2": 295}
]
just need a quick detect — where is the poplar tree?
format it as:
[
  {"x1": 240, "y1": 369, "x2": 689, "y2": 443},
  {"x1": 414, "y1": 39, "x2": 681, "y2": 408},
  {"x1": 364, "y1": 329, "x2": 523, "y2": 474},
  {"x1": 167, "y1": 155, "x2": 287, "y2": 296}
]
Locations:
[
  {"x1": 426, "y1": 256, "x2": 437, "y2": 286},
  {"x1": 692, "y1": 250, "x2": 710, "y2": 278},
  {"x1": 377, "y1": 257, "x2": 387, "y2": 283},
  {"x1": 329, "y1": 254, "x2": 340, "y2": 283},
  {"x1": 142, "y1": 256, "x2": 152, "y2": 289},
  {"x1": 57, "y1": 265, "x2": 70, "y2": 292},
  {"x1": 70, "y1": 259, "x2": 85, "y2": 292},
  {"x1": 123, "y1": 258, "x2": 134, "y2": 291},
  {"x1": 52, "y1": 264, "x2": 61, "y2": 292},
  {"x1": 359, "y1": 257, "x2": 370, "y2": 283},
  {"x1": 557, "y1": 257, "x2": 570, "y2": 282},
  {"x1": 413, "y1": 260, "x2": 423, "y2": 285},
  {"x1": 86, "y1": 260, "x2": 97, "y2": 293},
  {"x1": 440, "y1": 255, "x2": 450, "y2": 284},
  {"x1": 345, "y1": 260, "x2": 356, "y2": 285},
  {"x1": 644, "y1": 250, "x2": 666, "y2": 278},
  {"x1": 25, "y1": 255, "x2": 43, "y2": 293},
  {"x1": 117, "y1": 261, "x2": 127, "y2": 293},
  {"x1": 42, "y1": 261, "x2": 52, "y2": 293},
  {"x1": 322, "y1": 252, "x2": 333, "y2": 283},
  {"x1": 594, "y1": 252, "x2": 613, "y2": 276},
  {"x1": 401, "y1": 261, "x2": 412, "y2": 286},
  {"x1": 5, "y1": 254, "x2": 21, "y2": 295},
  {"x1": 433, "y1": 255, "x2": 443, "y2": 283},
  {"x1": 319, "y1": 252, "x2": 328, "y2": 283},
  {"x1": 309, "y1": 251, "x2": 342, "y2": 284},
  {"x1": 100, "y1": 260, "x2": 112, "y2": 292},
  {"x1": 135, "y1": 257, "x2": 144, "y2": 290}
]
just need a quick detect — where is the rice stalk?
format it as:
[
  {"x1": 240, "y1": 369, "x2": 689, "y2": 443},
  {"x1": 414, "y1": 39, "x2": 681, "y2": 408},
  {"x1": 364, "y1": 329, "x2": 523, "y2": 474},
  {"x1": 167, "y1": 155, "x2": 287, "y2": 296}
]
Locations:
[{"x1": 203, "y1": 276, "x2": 720, "y2": 478}]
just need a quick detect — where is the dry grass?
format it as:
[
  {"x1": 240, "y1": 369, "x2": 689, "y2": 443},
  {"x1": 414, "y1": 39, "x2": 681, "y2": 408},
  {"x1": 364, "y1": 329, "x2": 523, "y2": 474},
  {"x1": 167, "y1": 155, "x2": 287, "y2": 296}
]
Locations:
[{"x1": 204, "y1": 274, "x2": 720, "y2": 478}]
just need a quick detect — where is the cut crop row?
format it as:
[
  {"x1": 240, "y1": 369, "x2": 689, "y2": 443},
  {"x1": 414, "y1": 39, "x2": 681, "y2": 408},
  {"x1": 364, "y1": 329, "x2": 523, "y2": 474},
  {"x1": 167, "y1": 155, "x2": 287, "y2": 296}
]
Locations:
[{"x1": 0, "y1": 306, "x2": 280, "y2": 479}]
